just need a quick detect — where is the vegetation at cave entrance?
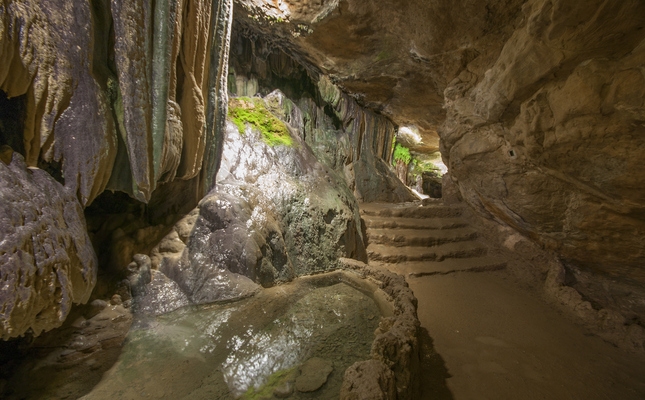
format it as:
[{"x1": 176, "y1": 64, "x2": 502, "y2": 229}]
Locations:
[
  {"x1": 228, "y1": 97, "x2": 294, "y2": 147},
  {"x1": 392, "y1": 143, "x2": 412, "y2": 165}
]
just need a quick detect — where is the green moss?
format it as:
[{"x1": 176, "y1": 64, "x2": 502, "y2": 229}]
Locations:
[
  {"x1": 241, "y1": 367, "x2": 297, "y2": 400},
  {"x1": 392, "y1": 143, "x2": 412, "y2": 165},
  {"x1": 228, "y1": 97, "x2": 294, "y2": 147}
]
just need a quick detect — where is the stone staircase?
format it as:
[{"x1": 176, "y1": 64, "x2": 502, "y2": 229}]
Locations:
[{"x1": 361, "y1": 201, "x2": 506, "y2": 278}]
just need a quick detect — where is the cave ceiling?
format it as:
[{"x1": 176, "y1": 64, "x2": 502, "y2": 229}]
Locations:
[{"x1": 234, "y1": 0, "x2": 526, "y2": 153}]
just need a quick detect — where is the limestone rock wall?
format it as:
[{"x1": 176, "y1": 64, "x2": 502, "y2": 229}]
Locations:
[
  {"x1": 0, "y1": 0, "x2": 234, "y2": 339},
  {"x1": 232, "y1": 0, "x2": 526, "y2": 153},
  {"x1": 0, "y1": 153, "x2": 97, "y2": 339},
  {"x1": 0, "y1": 0, "x2": 233, "y2": 205},
  {"x1": 442, "y1": 0, "x2": 645, "y2": 316},
  {"x1": 231, "y1": 0, "x2": 645, "y2": 325},
  {"x1": 229, "y1": 31, "x2": 416, "y2": 203},
  {"x1": 153, "y1": 91, "x2": 369, "y2": 304}
]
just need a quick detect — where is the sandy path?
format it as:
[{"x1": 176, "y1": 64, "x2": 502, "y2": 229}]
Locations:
[
  {"x1": 362, "y1": 202, "x2": 645, "y2": 399},
  {"x1": 410, "y1": 270, "x2": 645, "y2": 400}
]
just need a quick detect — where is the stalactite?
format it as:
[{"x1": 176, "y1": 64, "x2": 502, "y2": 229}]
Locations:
[{"x1": 0, "y1": 0, "x2": 234, "y2": 206}]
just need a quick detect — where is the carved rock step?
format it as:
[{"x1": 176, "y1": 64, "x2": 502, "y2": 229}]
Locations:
[
  {"x1": 367, "y1": 241, "x2": 488, "y2": 263},
  {"x1": 362, "y1": 216, "x2": 469, "y2": 230},
  {"x1": 371, "y1": 256, "x2": 507, "y2": 278},
  {"x1": 360, "y1": 202, "x2": 464, "y2": 219},
  {"x1": 367, "y1": 227, "x2": 478, "y2": 247}
]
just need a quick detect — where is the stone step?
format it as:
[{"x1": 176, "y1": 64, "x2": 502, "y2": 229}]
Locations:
[
  {"x1": 367, "y1": 227, "x2": 478, "y2": 247},
  {"x1": 371, "y1": 256, "x2": 506, "y2": 277},
  {"x1": 362, "y1": 216, "x2": 469, "y2": 230},
  {"x1": 367, "y1": 241, "x2": 487, "y2": 263},
  {"x1": 360, "y1": 203, "x2": 464, "y2": 219}
]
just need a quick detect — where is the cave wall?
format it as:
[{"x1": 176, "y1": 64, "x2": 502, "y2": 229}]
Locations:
[
  {"x1": 442, "y1": 0, "x2": 645, "y2": 317},
  {"x1": 228, "y1": 29, "x2": 416, "y2": 202},
  {"x1": 149, "y1": 90, "x2": 371, "y2": 306},
  {"x1": 228, "y1": 0, "x2": 645, "y2": 324},
  {"x1": 3, "y1": 0, "x2": 644, "y2": 339},
  {"x1": 0, "y1": 0, "x2": 235, "y2": 339},
  {"x1": 0, "y1": 152, "x2": 97, "y2": 339},
  {"x1": 0, "y1": 0, "x2": 233, "y2": 205}
]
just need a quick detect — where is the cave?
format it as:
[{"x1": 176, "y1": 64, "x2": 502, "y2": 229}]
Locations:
[{"x1": 1, "y1": 1, "x2": 645, "y2": 399}]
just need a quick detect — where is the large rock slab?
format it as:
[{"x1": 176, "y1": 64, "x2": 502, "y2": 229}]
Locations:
[
  {"x1": 157, "y1": 92, "x2": 369, "y2": 303},
  {"x1": 0, "y1": 153, "x2": 97, "y2": 339}
]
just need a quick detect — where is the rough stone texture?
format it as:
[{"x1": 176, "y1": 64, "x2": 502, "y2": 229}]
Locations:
[
  {"x1": 131, "y1": 269, "x2": 191, "y2": 316},
  {"x1": 295, "y1": 357, "x2": 333, "y2": 392},
  {"x1": 0, "y1": 0, "x2": 116, "y2": 205},
  {"x1": 313, "y1": 77, "x2": 417, "y2": 203},
  {"x1": 339, "y1": 258, "x2": 420, "y2": 400},
  {"x1": 233, "y1": 0, "x2": 645, "y2": 328},
  {"x1": 126, "y1": 254, "x2": 153, "y2": 297},
  {"x1": 156, "y1": 92, "x2": 369, "y2": 303},
  {"x1": 440, "y1": 0, "x2": 645, "y2": 320},
  {"x1": 0, "y1": 153, "x2": 97, "y2": 339},
  {"x1": 233, "y1": 0, "x2": 525, "y2": 153},
  {"x1": 0, "y1": 0, "x2": 233, "y2": 205},
  {"x1": 0, "y1": 301, "x2": 132, "y2": 399},
  {"x1": 85, "y1": 177, "x2": 202, "y2": 278},
  {"x1": 149, "y1": 209, "x2": 200, "y2": 269},
  {"x1": 229, "y1": 34, "x2": 416, "y2": 203},
  {"x1": 340, "y1": 360, "x2": 396, "y2": 400}
]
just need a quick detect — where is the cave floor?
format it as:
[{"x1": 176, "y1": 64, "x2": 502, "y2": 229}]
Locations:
[{"x1": 362, "y1": 201, "x2": 645, "y2": 400}]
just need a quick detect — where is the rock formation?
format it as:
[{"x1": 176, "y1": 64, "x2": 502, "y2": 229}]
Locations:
[
  {"x1": 0, "y1": 0, "x2": 233, "y2": 205},
  {"x1": 0, "y1": 152, "x2": 97, "y2": 339},
  {"x1": 441, "y1": 1, "x2": 645, "y2": 320},
  {"x1": 1, "y1": 1, "x2": 644, "y2": 394},
  {"x1": 152, "y1": 90, "x2": 374, "y2": 304},
  {"x1": 230, "y1": 0, "x2": 645, "y2": 330},
  {"x1": 0, "y1": 0, "x2": 235, "y2": 337}
]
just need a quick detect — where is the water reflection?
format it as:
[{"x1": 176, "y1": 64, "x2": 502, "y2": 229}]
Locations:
[{"x1": 82, "y1": 280, "x2": 381, "y2": 400}]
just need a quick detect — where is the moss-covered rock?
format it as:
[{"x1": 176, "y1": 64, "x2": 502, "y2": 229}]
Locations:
[
  {"x1": 229, "y1": 97, "x2": 293, "y2": 147},
  {"x1": 158, "y1": 90, "x2": 367, "y2": 299}
]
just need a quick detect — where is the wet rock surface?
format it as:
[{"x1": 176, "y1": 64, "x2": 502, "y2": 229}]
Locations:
[
  {"x1": 155, "y1": 91, "x2": 371, "y2": 303},
  {"x1": 0, "y1": 0, "x2": 233, "y2": 204},
  {"x1": 0, "y1": 153, "x2": 97, "y2": 339},
  {"x1": 295, "y1": 357, "x2": 333, "y2": 392},
  {"x1": 70, "y1": 276, "x2": 381, "y2": 400}
]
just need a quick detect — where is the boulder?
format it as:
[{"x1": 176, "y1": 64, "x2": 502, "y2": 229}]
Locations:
[
  {"x1": 0, "y1": 153, "x2": 97, "y2": 339},
  {"x1": 158, "y1": 92, "x2": 370, "y2": 303}
]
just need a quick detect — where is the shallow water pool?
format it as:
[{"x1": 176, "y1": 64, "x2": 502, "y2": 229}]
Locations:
[{"x1": 81, "y1": 277, "x2": 381, "y2": 399}]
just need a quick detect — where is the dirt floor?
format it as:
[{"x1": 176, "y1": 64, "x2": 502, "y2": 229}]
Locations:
[
  {"x1": 412, "y1": 270, "x2": 645, "y2": 400},
  {"x1": 362, "y1": 201, "x2": 645, "y2": 400}
]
